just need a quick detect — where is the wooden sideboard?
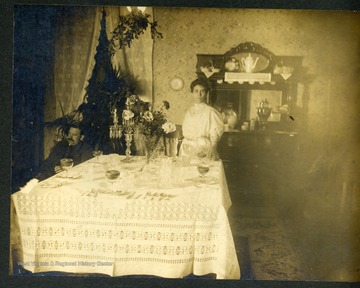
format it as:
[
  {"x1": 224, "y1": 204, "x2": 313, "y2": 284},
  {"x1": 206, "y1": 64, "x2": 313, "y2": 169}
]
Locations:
[
  {"x1": 196, "y1": 42, "x2": 304, "y2": 192},
  {"x1": 218, "y1": 130, "x2": 300, "y2": 193}
]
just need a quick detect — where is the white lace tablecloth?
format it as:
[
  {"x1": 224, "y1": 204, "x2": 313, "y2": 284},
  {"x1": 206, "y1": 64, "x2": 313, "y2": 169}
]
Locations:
[{"x1": 10, "y1": 155, "x2": 240, "y2": 279}]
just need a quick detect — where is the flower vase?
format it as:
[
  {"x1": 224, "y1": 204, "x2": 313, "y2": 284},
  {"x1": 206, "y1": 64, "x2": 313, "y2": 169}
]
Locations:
[
  {"x1": 122, "y1": 133, "x2": 133, "y2": 162},
  {"x1": 144, "y1": 135, "x2": 161, "y2": 164}
]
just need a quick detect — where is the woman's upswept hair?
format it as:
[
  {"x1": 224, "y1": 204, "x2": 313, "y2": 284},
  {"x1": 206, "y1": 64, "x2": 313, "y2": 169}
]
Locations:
[{"x1": 190, "y1": 78, "x2": 210, "y2": 93}]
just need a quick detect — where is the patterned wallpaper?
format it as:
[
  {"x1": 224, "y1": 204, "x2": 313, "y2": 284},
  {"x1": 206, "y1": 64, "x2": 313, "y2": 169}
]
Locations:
[{"x1": 152, "y1": 8, "x2": 360, "y2": 149}]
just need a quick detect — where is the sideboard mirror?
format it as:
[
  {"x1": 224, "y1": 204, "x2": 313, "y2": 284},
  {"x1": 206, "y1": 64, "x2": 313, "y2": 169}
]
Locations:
[
  {"x1": 196, "y1": 42, "x2": 303, "y2": 131},
  {"x1": 223, "y1": 42, "x2": 275, "y2": 73}
]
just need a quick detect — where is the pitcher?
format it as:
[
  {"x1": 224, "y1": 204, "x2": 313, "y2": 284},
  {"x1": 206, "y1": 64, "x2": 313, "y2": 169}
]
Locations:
[{"x1": 241, "y1": 53, "x2": 259, "y2": 73}]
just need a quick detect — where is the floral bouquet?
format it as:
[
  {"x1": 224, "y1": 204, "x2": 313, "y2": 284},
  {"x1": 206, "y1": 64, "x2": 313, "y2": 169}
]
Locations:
[
  {"x1": 122, "y1": 95, "x2": 176, "y2": 161},
  {"x1": 135, "y1": 101, "x2": 176, "y2": 161},
  {"x1": 120, "y1": 94, "x2": 146, "y2": 134}
]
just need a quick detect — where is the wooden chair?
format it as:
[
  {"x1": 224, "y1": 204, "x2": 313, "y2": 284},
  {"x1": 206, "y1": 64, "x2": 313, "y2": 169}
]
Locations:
[{"x1": 164, "y1": 125, "x2": 183, "y2": 157}]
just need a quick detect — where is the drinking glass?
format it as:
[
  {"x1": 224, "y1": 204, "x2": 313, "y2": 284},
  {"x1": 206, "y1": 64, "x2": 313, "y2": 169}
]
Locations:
[
  {"x1": 181, "y1": 143, "x2": 194, "y2": 166},
  {"x1": 197, "y1": 165, "x2": 210, "y2": 178},
  {"x1": 196, "y1": 146, "x2": 208, "y2": 163},
  {"x1": 185, "y1": 142, "x2": 196, "y2": 154},
  {"x1": 60, "y1": 158, "x2": 74, "y2": 178},
  {"x1": 105, "y1": 169, "x2": 121, "y2": 192},
  {"x1": 92, "y1": 150, "x2": 103, "y2": 163}
]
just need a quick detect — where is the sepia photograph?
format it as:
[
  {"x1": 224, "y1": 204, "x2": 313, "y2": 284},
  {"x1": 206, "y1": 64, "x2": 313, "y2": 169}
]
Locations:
[{"x1": 3, "y1": 1, "x2": 360, "y2": 287}]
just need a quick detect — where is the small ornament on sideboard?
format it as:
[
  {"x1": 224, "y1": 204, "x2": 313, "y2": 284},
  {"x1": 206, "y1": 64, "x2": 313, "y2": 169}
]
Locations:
[
  {"x1": 256, "y1": 99, "x2": 272, "y2": 130},
  {"x1": 221, "y1": 102, "x2": 239, "y2": 130},
  {"x1": 224, "y1": 57, "x2": 240, "y2": 72}
]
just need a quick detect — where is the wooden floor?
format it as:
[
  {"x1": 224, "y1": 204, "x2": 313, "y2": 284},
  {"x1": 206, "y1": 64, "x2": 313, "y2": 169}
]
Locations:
[{"x1": 225, "y1": 162, "x2": 360, "y2": 282}]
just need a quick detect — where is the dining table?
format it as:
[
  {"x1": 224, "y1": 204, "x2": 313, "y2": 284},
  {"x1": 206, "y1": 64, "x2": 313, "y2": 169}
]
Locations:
[{"x1": 10, "y1": 154, "x2": 240, "y2": 279}]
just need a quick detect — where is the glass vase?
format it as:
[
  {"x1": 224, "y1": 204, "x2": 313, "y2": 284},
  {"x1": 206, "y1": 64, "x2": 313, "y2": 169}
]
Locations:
[{"x1": 144, "y1": 135, "x2": 161, "y2": 164}]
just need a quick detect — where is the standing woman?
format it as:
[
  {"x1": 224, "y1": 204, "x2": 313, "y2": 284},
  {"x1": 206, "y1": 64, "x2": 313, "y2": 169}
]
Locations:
[{"x1": 180, "y1": 78, "x2": 224, "y2": 160}]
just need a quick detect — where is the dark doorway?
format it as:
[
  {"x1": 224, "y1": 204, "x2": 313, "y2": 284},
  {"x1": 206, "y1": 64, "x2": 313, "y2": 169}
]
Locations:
[{"x1": 12, "y1": 6, "x2": 59, "y2": 192}]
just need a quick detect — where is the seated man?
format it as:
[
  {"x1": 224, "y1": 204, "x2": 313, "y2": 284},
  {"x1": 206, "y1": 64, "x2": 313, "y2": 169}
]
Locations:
[{"x1": 36, "y1": 122, "x2": 93, "y2": 181}]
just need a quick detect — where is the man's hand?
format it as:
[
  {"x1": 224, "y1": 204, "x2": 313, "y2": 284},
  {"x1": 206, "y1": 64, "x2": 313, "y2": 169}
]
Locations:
[{"x1": 54, "y1": 165, "x2": 63, "y2": 174}]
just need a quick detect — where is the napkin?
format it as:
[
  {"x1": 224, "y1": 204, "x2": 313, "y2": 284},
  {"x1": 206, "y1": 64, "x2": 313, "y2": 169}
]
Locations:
[{"x1": 20, "y1": 178, "x2": 39, "y2": 194}]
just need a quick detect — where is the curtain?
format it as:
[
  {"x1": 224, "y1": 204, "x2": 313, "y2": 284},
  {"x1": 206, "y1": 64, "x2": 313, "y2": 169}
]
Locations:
[
  {"x1": 53, "y1": 6, "x2": 102, "y2": 118},
  {"x1": 104, "y1": 6, "x2": 154, "y2": 103},
  {"x1": 53, "y1": 6, "x2": 154, "y2": 116}
]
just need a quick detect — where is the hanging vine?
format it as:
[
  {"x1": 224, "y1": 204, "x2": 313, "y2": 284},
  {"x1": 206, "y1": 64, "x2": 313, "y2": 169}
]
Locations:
[{"x1": 109, "y1": 10, "x2": 162, "y2": 54}]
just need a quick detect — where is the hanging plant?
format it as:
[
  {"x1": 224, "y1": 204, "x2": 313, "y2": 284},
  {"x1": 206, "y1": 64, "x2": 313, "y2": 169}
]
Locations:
[
  {"x1": 91, "y1": 65, "x2": 134, "y2": 109},
  {"x1": 80, "y1": 64, "x2": 135, "y2": 148},
  {"x1": 109, "y1": 10, "x2": 162, "y2": 54}
]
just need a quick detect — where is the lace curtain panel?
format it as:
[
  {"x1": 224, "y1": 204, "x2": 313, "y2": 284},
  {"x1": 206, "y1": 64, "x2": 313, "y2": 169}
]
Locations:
[
  {"x1": 105, "y1": 6, "x2": 154, "y2": 103},
  {"x1": 53, "y1": 6, "x2": 101, "y2": 118}
]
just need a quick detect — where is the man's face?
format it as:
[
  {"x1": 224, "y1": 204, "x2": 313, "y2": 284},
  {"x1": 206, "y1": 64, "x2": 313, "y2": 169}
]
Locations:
[{"x1": 66, "y1": 127, "x2": 82, "y2": 146}]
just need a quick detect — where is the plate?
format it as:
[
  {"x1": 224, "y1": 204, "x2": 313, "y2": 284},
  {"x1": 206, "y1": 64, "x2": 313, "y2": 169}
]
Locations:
[
  {"x1": 56, "y1": 172, "x2": 82, "y2": 179},
  {"x1": 169, "y1": 77, "x2": 184, "y2": 91},
  {"x1": 39, "y1": 182, "x2": 63, "y2": 189}
]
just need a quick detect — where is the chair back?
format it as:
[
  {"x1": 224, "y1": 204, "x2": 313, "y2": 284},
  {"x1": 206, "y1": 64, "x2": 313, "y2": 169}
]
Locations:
[{"x1": 164, "y1": 125, "x2": 183, "y2": 157}]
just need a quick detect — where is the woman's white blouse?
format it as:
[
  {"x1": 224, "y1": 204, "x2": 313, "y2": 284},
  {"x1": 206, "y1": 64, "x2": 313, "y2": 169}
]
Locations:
[{"x1": 181, "y1": 103, "x2": 224, "y2": 157}]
